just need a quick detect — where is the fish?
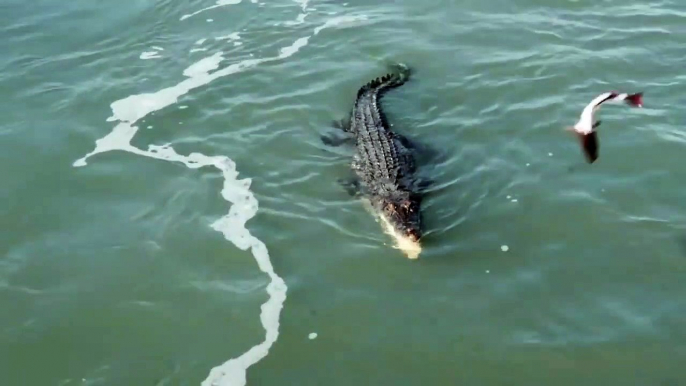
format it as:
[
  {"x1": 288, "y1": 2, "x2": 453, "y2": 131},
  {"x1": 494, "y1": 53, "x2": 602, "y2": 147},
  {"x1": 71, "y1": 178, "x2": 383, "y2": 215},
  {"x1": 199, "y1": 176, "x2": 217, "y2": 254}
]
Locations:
[{"x1": 566, "y1": 91, "x2": 643, "y2": 163}]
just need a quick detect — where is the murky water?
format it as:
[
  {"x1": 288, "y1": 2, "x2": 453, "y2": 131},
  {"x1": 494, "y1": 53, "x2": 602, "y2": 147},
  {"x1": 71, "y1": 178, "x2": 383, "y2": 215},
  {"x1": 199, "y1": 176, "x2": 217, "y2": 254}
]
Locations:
[{"x1": 2, "y1": 0, "x2": 686, "y2": 384}]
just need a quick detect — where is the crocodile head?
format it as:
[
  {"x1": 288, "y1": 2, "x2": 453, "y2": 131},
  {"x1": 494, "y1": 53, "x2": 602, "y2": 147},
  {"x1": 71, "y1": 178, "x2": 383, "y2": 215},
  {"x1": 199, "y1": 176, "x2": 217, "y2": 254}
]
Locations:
[{"x1": 379, "y1": 194, "x2": 422, "y2": 243}]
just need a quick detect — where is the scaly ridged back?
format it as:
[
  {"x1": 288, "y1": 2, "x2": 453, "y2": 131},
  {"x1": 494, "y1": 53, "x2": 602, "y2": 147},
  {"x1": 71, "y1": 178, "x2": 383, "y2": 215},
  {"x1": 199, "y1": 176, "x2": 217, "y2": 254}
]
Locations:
[{"x1": 350, "y1": 64, "x2": 414, "y2": 194}]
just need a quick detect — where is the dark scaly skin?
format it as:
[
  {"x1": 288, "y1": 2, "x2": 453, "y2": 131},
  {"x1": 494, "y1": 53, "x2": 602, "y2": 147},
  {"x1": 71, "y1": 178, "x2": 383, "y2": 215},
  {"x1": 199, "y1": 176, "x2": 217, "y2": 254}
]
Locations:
[{"x1": 341, "y1": 65, "x2": 423, "y2": 242}]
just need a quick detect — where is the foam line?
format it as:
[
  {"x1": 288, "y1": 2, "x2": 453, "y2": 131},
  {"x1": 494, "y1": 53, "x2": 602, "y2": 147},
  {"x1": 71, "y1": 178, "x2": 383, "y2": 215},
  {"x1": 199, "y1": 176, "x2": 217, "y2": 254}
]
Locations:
[
  {"x1": 180, "y1": 0, "x2": 244, "y2": 21},
  {"x1": 216, "y1": 32, "x2": 241, "y2": 41},
  {"x1": 75, "y1": 14, "x2": 368, "y2": 165},
  {"x1": 73, "y1": 12, "x2": 367, "y2": 386},
  {"x1": 284, "y1": 0, "x2": 311, "y2": 25},
  {"x1": 140, "y1": 50, "x2": 163, "y2": 60}
]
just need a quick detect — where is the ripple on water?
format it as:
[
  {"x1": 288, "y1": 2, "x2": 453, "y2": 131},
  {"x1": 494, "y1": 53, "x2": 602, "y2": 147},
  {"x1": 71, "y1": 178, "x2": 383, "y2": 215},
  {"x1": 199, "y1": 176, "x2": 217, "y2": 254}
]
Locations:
[
  {"x1": 7, "y1": 0, "x2": 686, "y2": 383},
  {"x1": 70, "y1": 6, "x2": 373, "y2": 385}
]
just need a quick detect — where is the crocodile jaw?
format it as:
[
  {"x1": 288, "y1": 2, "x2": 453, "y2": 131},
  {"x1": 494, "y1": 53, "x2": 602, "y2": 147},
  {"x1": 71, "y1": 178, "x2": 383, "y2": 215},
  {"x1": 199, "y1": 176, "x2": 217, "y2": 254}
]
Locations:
[{"x1": 378, "y1": 212, "x2": 422, "y2": 260}]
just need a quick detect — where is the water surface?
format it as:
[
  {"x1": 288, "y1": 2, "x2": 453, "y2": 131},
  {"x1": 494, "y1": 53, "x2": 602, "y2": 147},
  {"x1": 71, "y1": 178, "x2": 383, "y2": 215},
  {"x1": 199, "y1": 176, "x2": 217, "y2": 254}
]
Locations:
[{"x1": 2, "y1": 0, "x2": 686, "y2": 384}]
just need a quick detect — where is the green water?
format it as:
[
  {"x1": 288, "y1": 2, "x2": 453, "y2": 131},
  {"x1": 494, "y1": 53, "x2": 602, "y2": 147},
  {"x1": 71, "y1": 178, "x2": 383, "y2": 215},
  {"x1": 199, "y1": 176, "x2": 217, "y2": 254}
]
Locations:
[{"x1": 2, "y1": 0, "x2": 686, "y2": 384}]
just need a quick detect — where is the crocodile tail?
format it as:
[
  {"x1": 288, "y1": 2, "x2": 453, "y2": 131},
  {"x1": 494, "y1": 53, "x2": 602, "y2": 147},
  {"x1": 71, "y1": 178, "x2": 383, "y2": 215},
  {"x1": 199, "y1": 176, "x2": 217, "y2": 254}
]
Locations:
[{"x1": 356, "y1": 63, "x2": 412, "y2": 99}]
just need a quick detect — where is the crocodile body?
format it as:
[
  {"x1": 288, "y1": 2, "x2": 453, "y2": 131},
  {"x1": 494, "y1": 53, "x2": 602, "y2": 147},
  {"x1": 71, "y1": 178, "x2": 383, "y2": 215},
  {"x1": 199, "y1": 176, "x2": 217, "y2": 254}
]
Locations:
[{"x1": 326, "y1": 64, "x2": 425, "y2": 256}]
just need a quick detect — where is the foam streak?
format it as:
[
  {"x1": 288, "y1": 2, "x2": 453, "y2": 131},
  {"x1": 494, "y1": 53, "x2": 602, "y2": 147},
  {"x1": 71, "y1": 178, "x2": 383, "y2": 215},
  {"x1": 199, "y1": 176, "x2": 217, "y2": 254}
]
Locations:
[
  {"x1": 180, "y1": 0, "x2": 244, "y2": 21},
  {"x1": 73, "y1": 12, "x2": 368, "y2": 386}
]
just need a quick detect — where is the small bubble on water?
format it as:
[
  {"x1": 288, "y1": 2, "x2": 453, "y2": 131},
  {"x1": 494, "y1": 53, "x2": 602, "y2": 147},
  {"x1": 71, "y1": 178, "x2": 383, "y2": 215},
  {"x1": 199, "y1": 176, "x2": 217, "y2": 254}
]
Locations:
[
  {"x1": 308, "y1": 332, "x2": 318, "y2": 340},
  {"x1": 526, "y1": 163, "x2": 530, "y2": 166},
  {"x1": 501, "y1": 245, "x2": 509, "y2": 252},
  {"x1": 548, "y1": 152, "x2": 553, "y2": 157},
  {"x1": 511, "y1": 199, "x2": 518, "y2": 203},
  {"x1": 485, "y1": 270, "x2": 490, "y2": 273},
  {"x1": 207, "y1": 19, "x2": 214, "y2": 22}
]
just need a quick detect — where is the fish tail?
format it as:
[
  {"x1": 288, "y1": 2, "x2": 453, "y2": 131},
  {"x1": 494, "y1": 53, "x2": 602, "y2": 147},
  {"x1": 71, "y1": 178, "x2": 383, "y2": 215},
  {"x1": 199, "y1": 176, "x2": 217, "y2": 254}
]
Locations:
[{"x1": 625, "y1": 92, "x2": 643, "y2": 107}]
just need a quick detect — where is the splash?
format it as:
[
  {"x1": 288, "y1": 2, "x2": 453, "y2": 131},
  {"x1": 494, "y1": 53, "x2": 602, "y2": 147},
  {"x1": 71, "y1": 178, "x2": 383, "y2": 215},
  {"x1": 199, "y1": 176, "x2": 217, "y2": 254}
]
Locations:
[{"x1": 73, "y1": 10, "x2": 368, "y2": 386}]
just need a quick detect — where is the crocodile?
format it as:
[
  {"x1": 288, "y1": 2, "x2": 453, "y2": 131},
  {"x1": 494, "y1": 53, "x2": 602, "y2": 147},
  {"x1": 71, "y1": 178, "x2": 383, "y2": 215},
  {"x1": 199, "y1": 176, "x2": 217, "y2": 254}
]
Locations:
[{"x1": 322, "y1": 64, "x2": 429, "y2": 259}]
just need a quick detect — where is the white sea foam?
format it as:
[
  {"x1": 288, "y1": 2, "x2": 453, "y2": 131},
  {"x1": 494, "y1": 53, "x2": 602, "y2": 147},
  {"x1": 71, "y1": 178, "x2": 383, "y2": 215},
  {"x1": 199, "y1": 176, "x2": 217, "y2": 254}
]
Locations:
[
  {"x1": 294, "y1": 0, "x2": 310, "y2": 10},
  {"x1": 140, "y1": 51, "x2": 162, "y2": 60},
  {"x1": 181, "y1": 0, "x2": 243, "y2": 21},
  {"x1": 183, "y1": 52, "x2": 224, "y2": 77},
  {"x1": 74, "y1": 9, "x2": 369, "y2": 386},
  {"x1": 284, "y1": 0, "x2": 311, "y2": 25},
  {"x1": 279, "y1": 37, "x2": 310, "y2": 57},
  {"x1": 141, "y1": 46, "x2": 164, "y2": 60},
  {"x1": 216, "y1": 32, "x2": 243, "y2": 47},
  {"x1": 216, "y1": 32, "x2": 241, "y2": 41},
  {"x1": 313, "y1": 15, "x2": 364, "y2": 35}
]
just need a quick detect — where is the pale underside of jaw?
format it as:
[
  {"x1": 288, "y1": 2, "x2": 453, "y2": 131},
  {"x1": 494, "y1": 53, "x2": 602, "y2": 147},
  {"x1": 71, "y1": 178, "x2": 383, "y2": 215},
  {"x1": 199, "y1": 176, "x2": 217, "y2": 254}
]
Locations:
[
  {"x1": 378, "y1": 213, "x2": 422, "y2": 260},
  {"x1": 360, "y1": 199, "x2": 422, "y2": 259}
]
